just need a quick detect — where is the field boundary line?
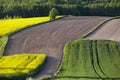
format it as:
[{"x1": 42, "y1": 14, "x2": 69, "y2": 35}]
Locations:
[
  {"x1": 0, "y1": 36, "x2": 8, "y2": 57},
  {"x1": 7, "y1": 16, "x2": 68, "y2": 37},
  {"x1": 82, "y1": 16, "x2": 120, "y2": 39},
  {"x1": 40, "y1": 16, "x2": 120, "y2": 80},
  {"x1": 3, "y1": 16, "x2": 67, "y2": 57}
]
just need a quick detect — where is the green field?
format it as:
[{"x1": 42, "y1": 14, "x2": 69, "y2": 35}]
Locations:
[
  {"x1": 0, "y1": 54, "x2": 46, "y2": 76},
  {"x1": 0, "y1": 37, "x2": 8, "y2": 57},
  {"x1": 52, "y1": 40, "x2": 120, "y2": 80}
]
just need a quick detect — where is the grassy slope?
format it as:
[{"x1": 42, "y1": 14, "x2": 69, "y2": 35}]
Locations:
[
  {"x1": 52, "y1": 40, "x2": 120, "y2": 80},
  {"x1": 0, "y1": 37, "x2": 8, "y2": 57},
  {"x1": 0, "y1": 16, "x2": 62, "y2": 79}
]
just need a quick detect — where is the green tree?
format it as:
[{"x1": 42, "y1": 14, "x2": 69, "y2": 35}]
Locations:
[
  {"x1": 49, "y1": 8, "x2": 59, "y2": 20},
  {"x1": 48, "y1": 0, "x2": 57, "y2": 4}
]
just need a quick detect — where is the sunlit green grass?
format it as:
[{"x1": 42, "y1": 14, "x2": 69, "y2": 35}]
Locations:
[
  {"x1": 53, "y1": 40, "x2": 120, "y2": 80},
  {"x1": 0, "y1": 37, "x2": 8, "y2": 57}
]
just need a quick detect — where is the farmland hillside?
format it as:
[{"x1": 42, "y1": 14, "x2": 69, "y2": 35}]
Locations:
[
  {"x1": 4, "y1": 16, "x2": 110, "y2": 78},
  {"x1": 0, "y1": 17, "x2": 51, "y2": 36},
  {"x1": 0, "y1": 37, "x2": 8, "y2": 57},
  {"x1": 0, "y1": 0, "x2": 120, "y2": 18},
  {"x1": 52, "y1": 40, "x2": 120, "y2": 80},
  {"x1": 0, "y1": 0, "x2": 119, "y2": 80},
  {"x1": 86, "y1": 19, "x2": 120, "y2": 42}
]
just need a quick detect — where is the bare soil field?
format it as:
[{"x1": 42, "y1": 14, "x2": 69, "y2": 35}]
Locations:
[
  {"x1": 86, "y1": 19, "x2": 120, "y2": 42},
  {"x1": 4, "y1": 16, "x2": 110, "y2": 79}
]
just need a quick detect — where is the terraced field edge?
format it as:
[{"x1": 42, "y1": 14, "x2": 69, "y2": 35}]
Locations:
[
  {"x1": 0, "y1": 16, "x2": 64, "y2": 37},
  {"x1": 0, "y1": 36, "x2": 8, "y2": 57},
  {"x1": 8, "y1": 16, "x2": 65, "y2": 37},
  {"x1": 54, "y1": 16, "x2": 113, "y2": 78},
  {"x1": 0, "y1": 16, "x2": 64, "y2": 57},
  {"x1": 82, "y1": 16, "x2": 120, "y2": 38}
]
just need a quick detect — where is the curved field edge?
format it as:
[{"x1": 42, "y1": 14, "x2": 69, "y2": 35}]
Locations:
[
  {"x1": 51, "y1": 40, "x2": 120, "y2": 80},
  {"x1": 2, "y1": 17, "x2": 111, "y2": 77},
  {"x1": 8, "y1": 16, "x2": 64, "y2": 37},
  {"x1": 52, "y1": 16, "x2": 120, "y2": 78},
  {"x1": 82, "y1": 16, "x2": 120, "y2": 38},
  {"x1": 0, "y1": 54, "x2": 46, "y2": 80},
  {"x1": 0, "y1": 16, "x2": 64, "y2": 57},
  {"x1": 0, "y1": 16, "x2": 64, "y2": 37},
  {"x1": 0, "y1": 36, "x2": 8, "y2": 57}
]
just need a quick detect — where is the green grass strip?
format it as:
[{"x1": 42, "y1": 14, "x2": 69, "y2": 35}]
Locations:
[
  {"x1": 52, "y1": 40, "x2": 120, "y2": 80},
  {"x1": 0, "y1": 36, "x2": 8, "y2": 57},
  {"x1": 0, "y1": 16, "x2": 63, "y2": 37}
]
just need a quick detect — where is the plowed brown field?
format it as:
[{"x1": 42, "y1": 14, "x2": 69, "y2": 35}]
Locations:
[
  {"x1": 4, "y1": 16, "x2": 110, "y2": 78},
  {"x1": 87, "y1": 19, "x2": 120, "y2": 42}
]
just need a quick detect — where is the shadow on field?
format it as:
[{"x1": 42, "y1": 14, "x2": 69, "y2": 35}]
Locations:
[
  {"x1": 33, "y1": 56, "x2": 58, "y2": 79},
  {"x1": 54, "y1": 76, "x2": 120, "y2": 80},
  {"x1": 0, "y1": 76, "x2": 26, "y2": 80}
]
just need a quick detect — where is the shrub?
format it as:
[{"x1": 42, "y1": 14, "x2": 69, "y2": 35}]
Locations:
[{"x1": 49, "y1": 8, "x2": 59, "y2": 20}]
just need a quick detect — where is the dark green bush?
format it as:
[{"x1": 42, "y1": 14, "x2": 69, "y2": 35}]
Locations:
[{"x1": 49, "y1": 8, "x2": 59, "y2": 20}]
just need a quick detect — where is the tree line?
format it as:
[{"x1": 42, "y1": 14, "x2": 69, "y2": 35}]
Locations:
[{"x1": 0, "y1": 0, "x2": 120, "y2": 18}]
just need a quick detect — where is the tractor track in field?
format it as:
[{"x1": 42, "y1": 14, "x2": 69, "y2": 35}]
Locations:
[
  {"x1": 86, "y1": 19, "x2": 120, "y2": 42},
  {"x1": 4, "y1": 16, "x2": 111, "y2": 79}
]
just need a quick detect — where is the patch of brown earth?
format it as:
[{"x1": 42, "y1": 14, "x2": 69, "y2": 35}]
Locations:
[
  {"x1": 87, "y1": 19, "x2": 120, "y2": 42},
  {"x1": 4, "y1": 16, "x2": 110, "y2": 79}
]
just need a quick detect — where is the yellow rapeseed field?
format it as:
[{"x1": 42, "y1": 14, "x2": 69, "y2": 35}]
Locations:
[
  {"x1": 0, "y1": 16, "x2": 62, "y2": 36},
  {"x1": 0, "y1": 54, "x2": 46, "y2": 75}
]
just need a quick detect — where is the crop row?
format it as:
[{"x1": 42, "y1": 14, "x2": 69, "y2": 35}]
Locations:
[
  {"x1": 0, "y1": 17, "x2": 50, "y2": 36},
  {"x1": 0, "y1": 16, "x2": 62, "y2": 36},
  {"x1": 52, "y1": 40, "x2": 120, "y2": 80},
  {"x1": 0, "y1": 54, "x2": 46, "y2": 75},
  {"x1": 0, "y1": 37, "x2": 8, "y2": 57}
]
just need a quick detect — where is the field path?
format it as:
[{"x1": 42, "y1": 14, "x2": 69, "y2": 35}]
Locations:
[
  {"x1": 86, "y1": 19, "x2": 120, "y2": 42},
  {"x1": 4, "y1": 16, "x2": 110, "y2": 79}
]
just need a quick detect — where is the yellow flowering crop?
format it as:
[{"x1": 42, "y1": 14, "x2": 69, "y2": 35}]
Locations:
[
  {"x1": 0, "y1": 17, "x2": 49, "y2": 36},
  {"x1": 0, "y1": 16, "x2": 62, "y2": 36},
  {"x1": 0, "y1": 54, "x2": 46, "y2": 75}
]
